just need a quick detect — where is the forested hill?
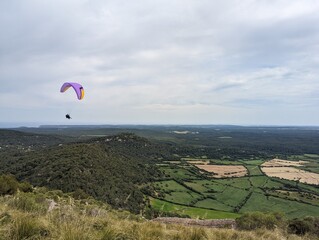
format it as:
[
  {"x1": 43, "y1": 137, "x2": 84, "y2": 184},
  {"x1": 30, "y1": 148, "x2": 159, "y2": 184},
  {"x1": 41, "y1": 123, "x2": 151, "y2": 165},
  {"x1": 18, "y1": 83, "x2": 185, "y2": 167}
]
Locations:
[
  {"x1": 0, "y1": 129, "x2": 73, "y2": 148},
  {"x1": 0, "y1": 132, "x2": 172, "y2": 213}
]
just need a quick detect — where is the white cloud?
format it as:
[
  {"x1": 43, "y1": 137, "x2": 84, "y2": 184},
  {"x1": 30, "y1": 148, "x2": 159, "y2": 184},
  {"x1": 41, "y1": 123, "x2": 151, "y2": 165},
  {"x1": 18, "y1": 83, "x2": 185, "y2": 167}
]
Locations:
[{"x1": 0, "y1": 0, "x2": 319, "y2": 125}]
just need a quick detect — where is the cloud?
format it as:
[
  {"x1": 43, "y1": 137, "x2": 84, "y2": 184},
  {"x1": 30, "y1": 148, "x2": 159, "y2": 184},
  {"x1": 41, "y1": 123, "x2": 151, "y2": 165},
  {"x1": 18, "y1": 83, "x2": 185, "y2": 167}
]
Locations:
[{"x1": 0, "y1": 0, "x2": 319, "y2": 125}]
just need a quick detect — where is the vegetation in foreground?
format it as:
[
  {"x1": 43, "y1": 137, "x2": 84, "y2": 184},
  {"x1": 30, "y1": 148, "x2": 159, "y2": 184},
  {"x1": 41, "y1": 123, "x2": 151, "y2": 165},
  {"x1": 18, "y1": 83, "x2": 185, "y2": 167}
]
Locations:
[{"x1": 0, "y1": 175, "x2": 318, "y2": 240}]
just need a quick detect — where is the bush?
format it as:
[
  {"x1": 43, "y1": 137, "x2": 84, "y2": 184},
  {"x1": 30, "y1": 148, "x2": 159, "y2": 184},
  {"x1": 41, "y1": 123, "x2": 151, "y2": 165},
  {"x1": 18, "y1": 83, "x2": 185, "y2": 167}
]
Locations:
[
  {"x1": 18, "y1": 181, "x2": 33, "y2": 193},
  {"x1": 72, "y1": 188, "x2": 90, "y2": 200},
  {"x1": 0, "y1": 174, "x2": 19, "y2": 195},
  {"x1": 288, "y1": 217, "x2": 319, "y2": 236},
  {"x1": 236, "y1": 212, "x2": 285, "y2": 230},
  {"x1": 0, "y1": 174, "x2": 33, "y2": 195}
]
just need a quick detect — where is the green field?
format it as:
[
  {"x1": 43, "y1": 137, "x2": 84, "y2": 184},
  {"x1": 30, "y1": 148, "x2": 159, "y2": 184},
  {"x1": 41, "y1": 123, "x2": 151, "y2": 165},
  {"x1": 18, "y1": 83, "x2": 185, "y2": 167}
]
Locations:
[
  {"x1": 159, "y1": 166, "x2": 198, "y2": 180},
  {"x1": 154, "y1": 180, "x2": 189, "y2": 192},
  {"x1": 214, "y1": 186, "x2": 250, "y2": 207},
  {"x1": 250, "y1": 176, "x2": 268, "y2": 188},
  {"x1": 240, "y1": 193, "x2": 319, "y2": 218},
  {"x1": 213, "y1": 178, "x2": 251, "y2": 189},
  {"x1": 240, "y1": 159, "x2": 265, "y2": 165},
  {"x1": 190, "y1": 180, "x2": 227, "y2": 193},
  {"x1": 150, "y1": 198, "x2": 240, "y2": 219},
  {"x1": 263, "y1": 179, "x2": 285, "y2": 189},
  {"x1": 163, "y1": 191, "x2": 202, "y2": 205},
  {"x1": 184, "y1": 181, "x2": 210, "y2": 192},
  {"x1": 195, "y1": 198, "x2": 234, "y2": 212},
  {"x1": 246, "y1": 165, "x2": 263, "y2": 175}
]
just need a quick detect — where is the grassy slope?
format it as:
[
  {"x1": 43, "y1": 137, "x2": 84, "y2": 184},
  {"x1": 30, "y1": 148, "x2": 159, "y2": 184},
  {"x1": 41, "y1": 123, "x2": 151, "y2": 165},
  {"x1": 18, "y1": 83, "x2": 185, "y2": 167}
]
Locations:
[{"x1": 1, "y1": 190, "x2": 312, "y2": 240}]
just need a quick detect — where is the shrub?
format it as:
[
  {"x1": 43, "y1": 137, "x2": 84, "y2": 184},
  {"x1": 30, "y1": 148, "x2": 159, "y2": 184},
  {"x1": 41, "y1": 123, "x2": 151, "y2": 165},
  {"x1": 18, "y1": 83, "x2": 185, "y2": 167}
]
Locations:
[
  {"x1": 0, "y1": 174, "x2": 19, "y2": 195},
  {"x1": 73, "y1": 188, "x2": 90, "y2": 200},
  {"x1": 236, "y1": 212, "x2": 285, "y2": 230},
  {"x1": 18, "y1": 181, "x2": 33, "y2": 193},
  {"x1": 288, "y1": 217, "x2": 319, "y2": 236}
]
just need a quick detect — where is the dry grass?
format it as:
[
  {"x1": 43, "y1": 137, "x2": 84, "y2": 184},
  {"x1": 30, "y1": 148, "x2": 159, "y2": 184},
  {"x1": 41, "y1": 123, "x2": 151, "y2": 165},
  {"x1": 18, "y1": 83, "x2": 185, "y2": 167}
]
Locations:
[
  {"x1": 0, "y1": 192, "x2": 315, "y2": 240},
  {"x1": 194, "y1": 165, "x2": 248, "y2": 178}
]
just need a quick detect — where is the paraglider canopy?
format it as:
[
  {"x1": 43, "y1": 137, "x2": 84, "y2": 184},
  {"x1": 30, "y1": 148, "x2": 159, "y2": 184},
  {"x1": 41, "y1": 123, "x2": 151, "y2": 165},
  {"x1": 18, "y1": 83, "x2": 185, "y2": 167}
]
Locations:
[{"x1": 60, "y1": 82, "x2": 84, "y2": 100}]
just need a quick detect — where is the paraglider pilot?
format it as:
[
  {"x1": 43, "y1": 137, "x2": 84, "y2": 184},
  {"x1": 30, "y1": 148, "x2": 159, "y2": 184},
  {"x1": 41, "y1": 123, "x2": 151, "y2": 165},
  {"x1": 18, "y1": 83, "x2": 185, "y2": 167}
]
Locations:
[{"x1": 60, "y1": 82, "x2": 84, "y2": 120}]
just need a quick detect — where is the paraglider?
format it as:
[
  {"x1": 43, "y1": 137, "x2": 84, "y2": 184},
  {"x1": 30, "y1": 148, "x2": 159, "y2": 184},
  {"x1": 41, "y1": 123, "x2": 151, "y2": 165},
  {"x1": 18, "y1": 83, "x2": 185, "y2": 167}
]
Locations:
[{"x1": 60, "y1": 82, "x2": 84, "y2": 119}]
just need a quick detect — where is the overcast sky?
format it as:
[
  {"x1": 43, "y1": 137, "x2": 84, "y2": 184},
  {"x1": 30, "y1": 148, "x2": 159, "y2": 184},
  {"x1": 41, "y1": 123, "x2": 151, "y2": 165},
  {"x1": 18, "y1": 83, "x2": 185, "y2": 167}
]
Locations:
[{"x1": 1, "y1": 0, "x2": 319, "y2": 126}]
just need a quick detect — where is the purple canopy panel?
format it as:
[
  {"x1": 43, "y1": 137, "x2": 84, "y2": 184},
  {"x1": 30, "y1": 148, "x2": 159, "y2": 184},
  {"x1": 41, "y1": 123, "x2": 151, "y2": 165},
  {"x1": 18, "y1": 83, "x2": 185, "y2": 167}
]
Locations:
[{"x1": 60, "y1": 82, "x2": 84, "y2": 100}]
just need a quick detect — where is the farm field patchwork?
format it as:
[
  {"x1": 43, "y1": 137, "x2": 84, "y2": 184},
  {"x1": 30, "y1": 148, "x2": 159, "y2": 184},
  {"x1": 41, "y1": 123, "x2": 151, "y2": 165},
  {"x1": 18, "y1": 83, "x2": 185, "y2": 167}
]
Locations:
[{"x1": 151, "y1": 155, "x2": 319, "y2": 219}]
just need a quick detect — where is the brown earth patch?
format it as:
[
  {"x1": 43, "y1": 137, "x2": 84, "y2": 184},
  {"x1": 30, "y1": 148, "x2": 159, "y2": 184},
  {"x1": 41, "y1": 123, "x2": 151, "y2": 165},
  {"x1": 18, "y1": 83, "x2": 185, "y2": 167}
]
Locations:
[
  {"x1": 194, "y1": 165, "x2": 247, "y2": 178},
  {"x1": 261, "y1": 166, "x2": 319, "y2": 185},
  {"x1": 261, "y1": 158, "x2": 309, "y2": 167}
]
